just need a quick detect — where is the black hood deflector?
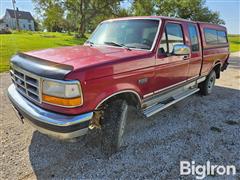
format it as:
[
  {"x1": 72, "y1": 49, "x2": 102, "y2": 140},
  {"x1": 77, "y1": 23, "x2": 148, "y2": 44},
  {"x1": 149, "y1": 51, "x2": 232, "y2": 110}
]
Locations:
[{"x1": 11, "y1": 53, "x2": 73, "y2": 80}]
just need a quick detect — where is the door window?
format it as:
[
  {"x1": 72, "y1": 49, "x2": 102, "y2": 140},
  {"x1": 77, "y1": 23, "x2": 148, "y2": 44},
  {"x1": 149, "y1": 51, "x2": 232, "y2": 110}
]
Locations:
[
  {"x1": 159, "y1": 23, "x2": 184, "y2": 55},
  {"x1": 188, "y1": 24, "x2": 199, "y2": 52}
]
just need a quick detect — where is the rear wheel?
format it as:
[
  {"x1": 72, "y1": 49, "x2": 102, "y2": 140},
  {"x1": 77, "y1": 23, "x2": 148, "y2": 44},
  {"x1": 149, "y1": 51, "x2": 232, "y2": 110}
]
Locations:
[
  {"x1": 199, "y1": 70, "x2": 216, "y2": 95},
  {"x1": 101, "y1": 99, "x2": 128, "y2": 156}
]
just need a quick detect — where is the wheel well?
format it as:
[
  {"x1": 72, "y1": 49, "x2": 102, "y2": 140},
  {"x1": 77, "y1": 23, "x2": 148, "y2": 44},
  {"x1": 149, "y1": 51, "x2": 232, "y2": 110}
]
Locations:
[
  {"x1": 96, "y1": 92, "x2": 141, "y2": 109},
  {"x1": 213, "y1": 63, "x2": 221, "y2": 79}
]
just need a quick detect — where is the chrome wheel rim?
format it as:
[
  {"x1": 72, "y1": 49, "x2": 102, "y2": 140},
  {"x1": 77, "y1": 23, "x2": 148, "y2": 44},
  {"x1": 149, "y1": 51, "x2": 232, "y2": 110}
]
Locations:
[{"x1": 207, "y1": 74, "x2": 216, "y2": 93}]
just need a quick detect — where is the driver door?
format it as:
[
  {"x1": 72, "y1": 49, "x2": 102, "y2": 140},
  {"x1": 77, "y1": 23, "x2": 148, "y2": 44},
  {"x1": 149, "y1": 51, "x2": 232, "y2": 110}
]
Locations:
[{"x1": 155, "y1": 21, "x2": 189, "y2": 91}]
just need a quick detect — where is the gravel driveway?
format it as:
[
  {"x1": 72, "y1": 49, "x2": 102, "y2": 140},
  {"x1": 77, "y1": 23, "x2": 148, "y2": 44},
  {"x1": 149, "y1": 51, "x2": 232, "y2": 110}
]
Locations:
[{"x1": 1, "y1": 52, "x2": 240, "y2": 179}]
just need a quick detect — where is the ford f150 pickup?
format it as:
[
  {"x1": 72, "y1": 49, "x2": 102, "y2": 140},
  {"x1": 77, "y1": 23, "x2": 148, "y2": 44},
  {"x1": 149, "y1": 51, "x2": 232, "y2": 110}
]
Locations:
[{"x1": 8, "y1": 16, "x2": 229, "y2": 155}]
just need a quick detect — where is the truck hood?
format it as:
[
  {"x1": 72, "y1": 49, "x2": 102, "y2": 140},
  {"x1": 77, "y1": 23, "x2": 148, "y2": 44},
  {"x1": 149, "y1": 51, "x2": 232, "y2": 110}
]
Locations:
[{"x1": 23, "y1": 45, "x2": 148, "y2": 70}]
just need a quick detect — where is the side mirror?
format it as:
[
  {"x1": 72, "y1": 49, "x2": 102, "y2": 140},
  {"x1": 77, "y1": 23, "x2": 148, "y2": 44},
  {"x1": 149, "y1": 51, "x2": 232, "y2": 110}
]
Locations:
[{"x1": 172, "y1": 44, "x2": 190, "y2": 56}]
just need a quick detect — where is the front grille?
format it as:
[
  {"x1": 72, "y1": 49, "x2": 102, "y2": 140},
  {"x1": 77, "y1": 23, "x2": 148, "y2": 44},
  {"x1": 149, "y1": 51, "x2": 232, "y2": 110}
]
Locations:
[{"x1": 10, "y1": 66, "x2": 41, "y2": 103}]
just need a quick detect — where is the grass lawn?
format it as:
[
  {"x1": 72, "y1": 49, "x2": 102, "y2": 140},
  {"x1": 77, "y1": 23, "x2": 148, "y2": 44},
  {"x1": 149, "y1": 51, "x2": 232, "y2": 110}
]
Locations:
[
  {"x1": 0, "y1": 31, "x2": 86, "y2": 72},
  {"x1": 228, "y1": 34, "x2": 240, "y2": 52},
  {"x1": 0, "y1": 32, "x2": 239, "y2": 73}
]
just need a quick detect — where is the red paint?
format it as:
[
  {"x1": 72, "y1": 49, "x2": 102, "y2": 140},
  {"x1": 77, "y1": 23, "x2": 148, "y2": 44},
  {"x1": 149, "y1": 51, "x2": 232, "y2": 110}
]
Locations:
[{"x1": 22, "y1": 16, "x2": 230, "y2": 115}]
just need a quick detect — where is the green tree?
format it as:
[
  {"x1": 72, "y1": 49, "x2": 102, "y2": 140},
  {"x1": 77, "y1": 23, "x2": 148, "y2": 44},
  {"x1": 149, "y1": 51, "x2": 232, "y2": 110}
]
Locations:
[
  {"x1": 33, "y1": 18, "x2": 41, "y2": 31},
  {"x1": 33, "y1": 0, "x2": 65, "y2": 32},
  {"x1": 33, "y1": 0, "x2": 224, "y2": 35},
  {"x1": 131, "y1": 0, "x2": 224, "y2": 24},
  {"x1": 155, "y1": 0, "x2": 224, "y2": 24},
  {"x1": 65, "y1": 0, "x2": 123, "y2": 38},
  {"x1": 131, "y1": 0, "x2": 155, "y2": 16}
]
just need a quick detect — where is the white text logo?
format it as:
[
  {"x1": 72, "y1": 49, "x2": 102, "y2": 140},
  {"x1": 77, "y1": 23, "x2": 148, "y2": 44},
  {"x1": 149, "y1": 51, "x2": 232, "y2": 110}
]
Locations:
[{"x1": 180, "y1": 161, "x2": 236, "y2": 179}]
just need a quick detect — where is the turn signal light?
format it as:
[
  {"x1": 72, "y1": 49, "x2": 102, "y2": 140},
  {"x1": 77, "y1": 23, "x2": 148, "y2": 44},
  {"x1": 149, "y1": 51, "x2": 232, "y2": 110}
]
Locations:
[{"x1": 42, "y1": 94, "x2": 82, "y2": 107}]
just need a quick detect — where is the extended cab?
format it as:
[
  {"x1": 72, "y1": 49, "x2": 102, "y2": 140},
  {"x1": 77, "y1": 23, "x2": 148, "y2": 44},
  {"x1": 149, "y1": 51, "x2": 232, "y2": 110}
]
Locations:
[{"x1": 8, "y1": 16, "x2": 229, "y2": 155}]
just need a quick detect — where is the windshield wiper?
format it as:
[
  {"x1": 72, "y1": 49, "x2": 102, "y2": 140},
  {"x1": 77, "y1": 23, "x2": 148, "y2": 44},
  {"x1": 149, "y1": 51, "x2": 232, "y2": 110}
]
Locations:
[
  {"x1": 127, "y1": 46, "x2": 150, "y2": 50},
  {"x1": 104, "y1": 41, "x2": 131, "y2": 51}
]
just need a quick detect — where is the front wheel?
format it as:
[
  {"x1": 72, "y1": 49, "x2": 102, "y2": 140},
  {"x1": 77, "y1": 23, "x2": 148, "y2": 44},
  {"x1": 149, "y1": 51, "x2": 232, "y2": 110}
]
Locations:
[
  {"x1": 199, "y1": 70, "x2": 216, "y2": 95},
  {"x1": 101, "y1": 99, "x2": 128, "y2": 156}
]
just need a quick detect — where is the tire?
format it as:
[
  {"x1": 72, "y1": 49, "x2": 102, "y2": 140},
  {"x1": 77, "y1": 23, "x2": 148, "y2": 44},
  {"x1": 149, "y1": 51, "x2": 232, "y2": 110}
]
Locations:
[
  {"x1": 101, "y1": 99, "x2": 128, "y2": 156},
  {"x1": 199, "y1": 70, "x2": 216, "y2": 95}
]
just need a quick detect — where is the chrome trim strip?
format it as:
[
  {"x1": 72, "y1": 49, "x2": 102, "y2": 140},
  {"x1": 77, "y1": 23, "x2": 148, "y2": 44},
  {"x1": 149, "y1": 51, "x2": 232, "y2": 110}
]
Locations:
[
  {"x1": 85, "y1": 18, "x2": 162, "y2": 52},
  {"x1": 187, "y1": 76, "x2": 199, "y2": 81},
  {"x1": 95, "y1": 90, "x2": 142, "y2": 109},
  {"x1": 153, "y1": 80, "x2": 187, "y2": 94},
  {"x1": 143, "y1": 92, "x2": 154, "y2": 98},
  {"x1": 143, "y1": 76, "x2": 203, "y2": 100},
  {"x1": 8, "y1": 84, "x2": 93, "y2": 127}
]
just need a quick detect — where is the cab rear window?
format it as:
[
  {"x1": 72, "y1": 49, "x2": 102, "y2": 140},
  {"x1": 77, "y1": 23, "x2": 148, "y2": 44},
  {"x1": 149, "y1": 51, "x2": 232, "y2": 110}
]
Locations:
[
  {"x1": 204, "y1": 28, "x2": 227, "y2": 44},
  {"x1": 217, "y1": 31, "x2": 227, "y2": 43}
]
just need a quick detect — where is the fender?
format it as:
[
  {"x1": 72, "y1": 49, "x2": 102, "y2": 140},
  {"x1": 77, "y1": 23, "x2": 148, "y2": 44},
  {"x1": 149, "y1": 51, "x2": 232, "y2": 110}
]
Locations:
[
  {"x1": 95, "y1": 89, "x2": 142, "y2": 109},
  {"x1": 93, "y1": 83, "x2": 142, "y2": 109},
  {"x1": 207, "y1": 61, "x2": 222, "y2": 78},
  {"x1": 209, "y1": 60, "x2": 222, "y2": 73}
]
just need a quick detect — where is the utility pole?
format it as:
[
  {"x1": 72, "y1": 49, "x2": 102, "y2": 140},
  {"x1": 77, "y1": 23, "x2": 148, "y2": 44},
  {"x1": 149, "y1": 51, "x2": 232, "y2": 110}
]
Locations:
[{"x1": 12, "y1": 0, "x2": 19, "y2": 31}]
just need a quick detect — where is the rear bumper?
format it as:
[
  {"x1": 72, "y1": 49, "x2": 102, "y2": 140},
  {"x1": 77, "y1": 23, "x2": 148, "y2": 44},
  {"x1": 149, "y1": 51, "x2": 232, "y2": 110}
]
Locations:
[{"x1": 7, "y1": 84, "x2": 93, "y2": 139}]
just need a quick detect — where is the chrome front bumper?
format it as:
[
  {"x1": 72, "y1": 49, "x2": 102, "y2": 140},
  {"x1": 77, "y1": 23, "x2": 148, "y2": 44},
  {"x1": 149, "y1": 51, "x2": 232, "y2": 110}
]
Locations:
[{"x1": 7, "y1": 84, "x2": 93, "y2": 139}]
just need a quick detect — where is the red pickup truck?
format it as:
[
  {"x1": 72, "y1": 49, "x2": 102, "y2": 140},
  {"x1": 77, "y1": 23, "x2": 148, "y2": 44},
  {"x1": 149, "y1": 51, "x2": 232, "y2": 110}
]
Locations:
[{"x1": 8, "y1": 16, "x2": 229, "y2": 155}]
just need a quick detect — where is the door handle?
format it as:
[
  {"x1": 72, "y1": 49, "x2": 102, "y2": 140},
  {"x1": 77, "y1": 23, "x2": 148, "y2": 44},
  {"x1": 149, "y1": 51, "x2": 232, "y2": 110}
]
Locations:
[{"x1": 183, "y1": 55, "x2": 189, "y2": 60}]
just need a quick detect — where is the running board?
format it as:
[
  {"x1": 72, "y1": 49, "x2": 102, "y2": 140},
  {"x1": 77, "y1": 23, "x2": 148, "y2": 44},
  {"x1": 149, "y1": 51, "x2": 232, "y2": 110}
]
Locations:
[{"x1": 143, "y1": 88, "x2": 199, "y2": 117}]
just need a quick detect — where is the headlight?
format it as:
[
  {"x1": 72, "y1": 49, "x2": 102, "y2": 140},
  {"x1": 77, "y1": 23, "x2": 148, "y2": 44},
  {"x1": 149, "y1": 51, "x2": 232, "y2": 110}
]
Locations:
[{"x1": 42, "y1": 79, "x2": 83, "y2": 107}]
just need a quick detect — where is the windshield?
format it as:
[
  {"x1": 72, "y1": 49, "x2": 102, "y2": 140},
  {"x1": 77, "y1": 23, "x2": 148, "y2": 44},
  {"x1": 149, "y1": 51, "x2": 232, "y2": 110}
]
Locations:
[{"x1": 87, "y1": 19, "x2": 159, "y2": 50}]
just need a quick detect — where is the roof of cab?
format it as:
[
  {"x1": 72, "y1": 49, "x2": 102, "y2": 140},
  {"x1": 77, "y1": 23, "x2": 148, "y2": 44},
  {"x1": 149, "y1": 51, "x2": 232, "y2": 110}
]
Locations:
[
  {"x1": 103, "y1": 16, "x2": 226, "y2": 29},
  {"x1": 104, "y1": 16, "x2": 195, "y2": 23}
]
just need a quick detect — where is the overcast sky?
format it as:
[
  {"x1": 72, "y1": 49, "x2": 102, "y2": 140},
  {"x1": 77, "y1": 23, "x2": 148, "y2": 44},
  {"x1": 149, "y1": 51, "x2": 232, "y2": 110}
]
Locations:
[{"x1": 0, "y1": 0, "x2": 239, "y2": 34}]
